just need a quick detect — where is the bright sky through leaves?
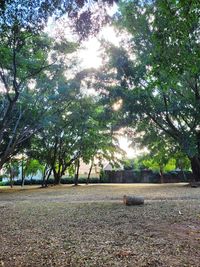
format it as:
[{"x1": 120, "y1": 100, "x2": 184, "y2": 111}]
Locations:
[
  {"x1": 45, "y1": 9, "x2": 140, "y2": 159},
  {"x1": 79, "y1": 26, "x2": 121, "y2": 69}
]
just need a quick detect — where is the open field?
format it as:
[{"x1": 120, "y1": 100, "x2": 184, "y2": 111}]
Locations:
[{"x1": 1, "y1": 184, "x2": 200, "y2": 267}]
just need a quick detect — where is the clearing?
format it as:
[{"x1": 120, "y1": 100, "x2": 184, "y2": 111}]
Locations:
[{"x1": 0, "y1": 184, "x2": 200, "y2": 267}]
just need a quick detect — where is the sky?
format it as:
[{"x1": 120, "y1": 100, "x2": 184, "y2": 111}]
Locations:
[
  {"x1": 118, "y1": 137, "x2": 145, "y2": 158},
  {"x1": 79, "y1": 26, "x2": 121, "y2": 69}
]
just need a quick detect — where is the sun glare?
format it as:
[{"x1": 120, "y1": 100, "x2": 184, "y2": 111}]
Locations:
[
  {"x1": 79, "y1": 38, "x2": 102, "y2": 69},
  {"x1": 80, "y1": 26, "x2": 120, "y2": 69},
  {"x1": 118, "y1": 137, "x2": 137, "y2": 158},
  {"x1": 118, "y1": 137, "x2": 148, "y2": 159},
  {"x1": 46, "y1": 14, "x2": 120, "y2": 70},
  {"x1": 112, "y1": 99, "x2": 123, "y2": 111},
  {"x1": 100, "y1": 26, "x2": 120, "y2": 45}
]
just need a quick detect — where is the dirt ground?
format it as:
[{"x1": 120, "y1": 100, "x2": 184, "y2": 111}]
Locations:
[{"x1": 0, "y1": 183, "x2": 200, "y2": 267}]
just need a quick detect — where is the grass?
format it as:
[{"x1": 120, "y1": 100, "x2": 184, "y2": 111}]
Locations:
[{"x1": 0, "y1": 183, "x2": 200, "y2": 267}]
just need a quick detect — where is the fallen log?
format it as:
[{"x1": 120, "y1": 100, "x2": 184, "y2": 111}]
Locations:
[{"x1": 123, "y1": 195, "x2": 144, "y2": 206}]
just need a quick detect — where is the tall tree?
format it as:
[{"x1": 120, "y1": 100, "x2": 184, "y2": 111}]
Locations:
[
  {"x1": 4, "y1": 159, "x2": 20, "y2": 188},
  {"x1": 0, "y1": 0, "x2": 117, "y2": 169},
  {"x1": 28, "y1": 72, "x2": 81, "y2": 185},
  {"x1": 100, "y1": 0, "x2": 200, "y2": 181},
  {"x1": 71, "y1": 97, "x2": 121, "y2": 185}
]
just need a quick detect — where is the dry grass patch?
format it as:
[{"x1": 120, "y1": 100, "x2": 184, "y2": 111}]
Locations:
[{"x1": 0, "y1": 184, "x2": 200, "y2": 267}]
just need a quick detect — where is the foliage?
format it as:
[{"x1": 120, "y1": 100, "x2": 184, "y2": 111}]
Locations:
[
  {"x1": 1, "y1": 177, "x2": 100, "y2": 186},
  {"x1": 3, "y1": 158, "x2": 20, "y2": 187},
  {"x1": 142, "y1": 157, "x2": 176, "y2": 173},
  {"x1": 4, "y1": 159, "x2": 20, "y2": 179},
  {"x1": 0, "y1": 11, "x2": 79, "y2": 168},
  {"x1": 24, "y1": 159, "x2": 44, "y2": 178},
  {"x1": 101, "y1": 0, "x2": 200, "y2": 181},
  {"x1": 0, "y1": 0, "x2": 117, "y2": 170},
  {"x1": 29, "y1": 92, "x2": 121, "y2": 185},
  {"x1": 0, "y1": 0, "x2": 117, "y2": 38},
  {"x1": 123, "y1": 158, "x2": 135, "y2": 170},
  {"x1": 99, "y1": 169, "x2": 109, "y2": 183}
]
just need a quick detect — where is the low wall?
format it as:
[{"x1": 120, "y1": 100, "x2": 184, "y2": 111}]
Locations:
[{"x1": 103, "y1": 170, "x2": 192, "y2": 183}]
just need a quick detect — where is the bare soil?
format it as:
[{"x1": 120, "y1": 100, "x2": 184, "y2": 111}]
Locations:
[{"x1": 0, "y1": 183, "x2": 200, "y2": 267}]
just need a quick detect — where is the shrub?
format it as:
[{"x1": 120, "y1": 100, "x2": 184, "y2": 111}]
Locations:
[{"x1": 0, "y1": 177, "x2": 100, "y2": 186}]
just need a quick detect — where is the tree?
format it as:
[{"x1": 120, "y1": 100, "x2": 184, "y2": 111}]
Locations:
[
  {"x1": 142, "y1": 155, "x2": 176, "y2": 183},
  {"x1": 0, "y1": 0, "x2": 117, "y2": 169},
  {"x1": 73, "y1": 97, "x2": 121, "y2": 185},
  {"x1": 101, "y1": 0, "x2": 200, "y2": 181},
  {"x1": 29, "y1": 99, "x2": 81, "y2": 185},
  {"x1": 4, "y1": 159, "x2": 20, "y2": 188},
  {"x1": 29, "y1": 86, "x2": 121, "y2": 186},
  {"x1": 0, "y1": 28, "x2": 53, "y2": 166},
  {"x1": 0, "y1": 13, "x2": 79, "y2": 168},
  {"x1": 123, "y1": 159, "x2": 135, "y2": 170},
  {"x1": 127, "y1": 122, "x2": 191, "y2": 181},
  {"x1": 24, "y1": 159, "x2": 44, "y2": 184},
  {"x1": 0, "y1": 0, "x2": 117, "y2": 37}
]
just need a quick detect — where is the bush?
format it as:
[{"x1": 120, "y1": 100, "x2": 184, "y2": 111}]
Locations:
[
  {"x1": 0, "y1": 181, "x2": 6, "y2": 186},
  {"x1": 2, "y1": 179, "x2": 44, "y2": 186},
  {"x1": 60, "y1": 177, "x2": 74, "y2": 184},
  {"x1": 0, "y1": 177, "x2": 100, "y2": 186}
]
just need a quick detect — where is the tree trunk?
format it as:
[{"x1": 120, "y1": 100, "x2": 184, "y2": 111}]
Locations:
[
  {"x1": 42, "y1": 166, "x2": 53, "y2": 187},
  {"x1": 52, "y1": 166, "x2": 62, "y2": 185},
  {"x1": 30, "y1": 175, "x2": 33, "y2": 185},
  {"x1": 10, "y1": 176, "x2": 13, "y2": 188},
  {"x1": 180, "y1": 167, "x2": 186, "y2": 182},
  {"x1": 45, "y1": 168, "x2": 52, "y2": 187},
  {"x1": 21, "y1": 160, "x2": 25, "y2": 187},
  {"x1": 86, "y1": 160, "x2": 93, "y2": 185},
  {"x1": 54, "y1": 173, "x2": 61, "y2": 185},
  {"x1": 190, "y1": 156, "x2": 200, "y2": 182},
  {"x1": 42, "y1": 166, "x2": 46, "y2": 187},
  {"x1": 74, "y1": 159, "x2": 80, "y2": 186},
  {"x1": 159, "y1": 168, "x2": 164, "y2": 183}
]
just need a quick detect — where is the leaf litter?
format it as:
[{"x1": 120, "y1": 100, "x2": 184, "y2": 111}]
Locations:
[{"x1": 0, "y1": 184, "x2": 200, "y2": 267}]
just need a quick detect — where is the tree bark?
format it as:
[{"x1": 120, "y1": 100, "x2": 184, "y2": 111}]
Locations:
[
  {"x1": 11, "y1": 178, "x2": 14, "y2": 188},
  {"x1": 42, "y1": 167, "x2": 47, "y2": 187},
  {"x1": 45, "y1": 169, "x2": 51, "y2": 186},
  {"x1": 10, "y1": 176, "x2": 13, "y2": 188},
  {"x1": 180, "y1": 167, "x2": 186, "y2": 181},
  {"x1": 30, "y1": 175, "x2": 33, "y2": 185},
  {"x1": 190, "y1": 156, "x2": 200, "y2": 182},
  {"x1": 86, "y1": 160, "x2": 93, "y2": 185},
  {"x1": 74, "y1": 159, "x2": 80, "y2": 186},
  {"x1": 159, "y1": 168, "x2": 164, "y2": 183},
  {"x1": 42, "y1": 165, "x2": 52, "y2": 187},
  {"x1": 21, "y1": 160, "x2": 25, "y2": 187},
  {"x1": 53, "y1": 171, "x2": 61, "y2": 185}
]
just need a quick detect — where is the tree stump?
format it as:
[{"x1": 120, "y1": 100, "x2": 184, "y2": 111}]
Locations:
[{"x1": 123, "y1": 195, "x2": 144, "y2": 206}]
